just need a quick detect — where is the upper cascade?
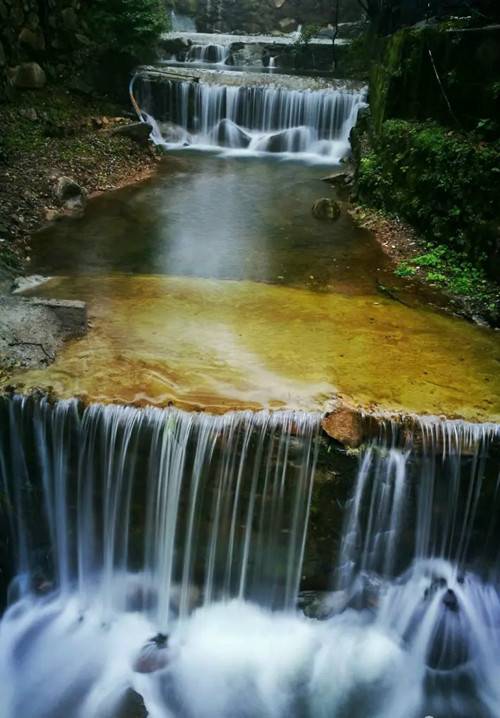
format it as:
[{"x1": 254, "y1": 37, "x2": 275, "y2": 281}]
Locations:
[{"x1": 135, "y1": 71, "x2": 366, "y2": 162}]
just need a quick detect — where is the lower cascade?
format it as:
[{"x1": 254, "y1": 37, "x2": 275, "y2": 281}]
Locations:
[
  {"x1": 0, "y1": 396, "x2": 499, "y2": 717},
  {"x1": 136, "y1": 75, "x2": 365, "y2": 161}
]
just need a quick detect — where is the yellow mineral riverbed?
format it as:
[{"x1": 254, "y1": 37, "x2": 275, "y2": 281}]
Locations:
[{"x1": 6, "y1": 274, "x2": 500, "y2": 421}]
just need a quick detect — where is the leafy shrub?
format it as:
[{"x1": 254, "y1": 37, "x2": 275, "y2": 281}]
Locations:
[
  {"x1": 358, "y1": 120, "x2": 500, "y2": 269},
  {"x1": 86, "y1": 0, "x2": 168, "y2": 59},
  {"x1": 394, "y1": 243, "x2": 499, "y2": 320}
]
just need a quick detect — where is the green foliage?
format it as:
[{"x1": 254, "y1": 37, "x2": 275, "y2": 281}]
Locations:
[
  {"x1": 337, "y1": 33, "x2": 376, "y2": 80},
  {"x1": 295, "y1": 24, "x2": 320, "y2": 47},
  {"x1": 394, "y1": 243, "x2": 499, "y2": 318},
  {"x1": 85, "y1": 0, "x2": 168, "y2": 59},
  {"x1": 358, "y1": 120, "x2": 500, "y2": 265}
]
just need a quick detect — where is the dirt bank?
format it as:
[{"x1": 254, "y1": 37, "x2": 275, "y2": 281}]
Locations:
[{"x1": 0, "y1": 83, "x2": 163, "y2": 285}]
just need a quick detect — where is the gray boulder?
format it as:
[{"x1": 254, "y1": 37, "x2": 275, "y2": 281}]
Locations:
[
  {"x1": 111, "y1": 122, "x2": 152, "y2": 144},
  {"x1": 215, "y1": 119, "x2": 250, "y2": 148},
  {"x1": 55, "y1": 176, "x2": 87, "y2": 212},
  {"x1": 10, "y1": 62, "x2": 46, "y2": 89}
]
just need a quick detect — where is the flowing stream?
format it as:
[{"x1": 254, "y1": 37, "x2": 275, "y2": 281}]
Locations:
[
  {"x1": 0, "y1": 397, "x2": 499, "y2": 717},
  {"x1": 1, "y1": 26, "x2": 500, "y2": 718}
]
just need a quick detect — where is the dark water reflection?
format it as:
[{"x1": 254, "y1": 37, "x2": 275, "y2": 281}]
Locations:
[{"x1": 32, "y1": 153, "x2": 406, "y2": 297}]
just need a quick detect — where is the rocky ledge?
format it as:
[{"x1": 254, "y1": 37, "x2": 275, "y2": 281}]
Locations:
[{"x1": 0, "y1": 293, "x2": 87, "y2": 374}]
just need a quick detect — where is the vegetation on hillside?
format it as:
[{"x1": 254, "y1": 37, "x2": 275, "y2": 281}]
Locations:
[{"x1": 85, "y1": 0, "x2": 168, "y2": 58}]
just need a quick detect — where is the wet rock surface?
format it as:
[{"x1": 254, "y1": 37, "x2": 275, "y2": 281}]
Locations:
[
  {"x1": 0, "y1": 294, "x2": 87, "y2": 372},
  {"x1": 54, "y1": 175, "x2": 87, "y2": 213},
  {"x1": 312, "y1": 197, "x2": 341, "y2": 221},
  {"x1": 111, "y1": 122, "x2": 153, "y2": 144}
]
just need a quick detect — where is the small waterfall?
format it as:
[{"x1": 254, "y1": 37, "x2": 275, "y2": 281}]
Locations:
[
  {"x1": 0, "y1": 395, "x2": 319, "y2": 621},
  {"x1": 1, "y1": 396, "x2": 499, "y2": 717},
  {"x1": 185, "y1": 43, "x2": 229, "y2": 65},
  {"x1": 136, "y1": 75, "x2": 366, "y2": 161},
  {"x1": 170, "y1": 10, "x2": 196, "y2": 33},
  {"x1": 329, "y1": 419, "x2": 500, "y2": 718}
]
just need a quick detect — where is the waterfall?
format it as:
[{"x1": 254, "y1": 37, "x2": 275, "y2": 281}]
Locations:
[
  {"x1": 0, "y1": 395, "x2": 499, "y2": 718},
  {"x1": 136, "y1": 75, "x2": 366, "y2": 161},
  {"x1": 170, "y1": 11, "x2": 196, "y2": 33},
  {"x1": 0, "y1": 395, "x2": 319, "y2": 621},
  {"x1": 185, "y1": 43, "x2": 229, "y2": 65}
]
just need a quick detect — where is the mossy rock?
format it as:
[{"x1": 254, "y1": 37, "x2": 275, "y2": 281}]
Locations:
[{"x1": 312, "y1": 198, "x2": 341, "y2": 221}]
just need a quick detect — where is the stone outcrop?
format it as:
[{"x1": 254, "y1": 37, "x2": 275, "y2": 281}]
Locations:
[
  {"x1": 322, "y1": 404, "x2": 364, "y2": 447},
  {"x1": 54, "y1": 176, "x2": 87, "y2": 213},
  {"x1": 0, "y1": 294, "x2": 87, "y2": 371},
  {"x1": 0, "y1": 0, "x2": 88, "y2": 99},
  {"x1": 8, "y1": 61, "x2": 46, "y2": 88},
  {"x1": 111, "y1": 122, "x2": 153, "y2": 144},
  {"x1": 195, "y1": 0, "x2": 359, "y2": 34}
]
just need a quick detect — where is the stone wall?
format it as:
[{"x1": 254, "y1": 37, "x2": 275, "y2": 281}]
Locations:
[
  {"x1": 0, "y1": 0, "x2": 88, "y2": 99},
  {"x1": 195, "y1": 0, "x2": 362, "y2": 34},
  {"x1": 370, "y1": 24, "x2": 500, "y2": 133}
]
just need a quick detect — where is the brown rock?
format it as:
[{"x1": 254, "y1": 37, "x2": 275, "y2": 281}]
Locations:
[
  {"x1": 312, "y1": 198, "x2": 341, "y2": 221},
  {"x1": 322, "y1": 405, "x2": 364, "y2": 447},
  {"x1": 111, "y1": 122, "x2": 153, "y2": 144}
]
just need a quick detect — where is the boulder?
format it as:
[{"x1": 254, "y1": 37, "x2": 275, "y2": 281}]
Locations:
[
  {"x1": 322, "y1": 405, "x2": 364, "y2": 447},
  {"x1": 214, "y1": 119, "x2": 250, "y2": 148},
  {"x1": 111, "y1": 122, "x2": 152, "y2": 144},
  {"x1": 113, "y1": 688, "x2": 148, "y2": 718},
  {"x1": 18, "y1": 27, "x2": 45, "y2": 52},
  {"x1": 19, "y1": 107, "x2": 38, "y2": 121},
  {"x1": 54, "y1": 176, "x2": 87, "y2": 212},
  {"x1": 61, "y1": 7, "x2": 78, "y2": 31},
  {"x1": 279, "y1": 17, "x2": 298, "y2": 33},
  {"x1": 159, "y1": 121, "x2": 190, "y2": 145},
  {"x1": 30, "y1": 298, "x2": 87, "y2": 339},
  {"x1": 229, "y1": 43, "x2": 264, "y2": 67},
  {"x1": 9, "y1": 62, "x2": 46, "y2": 89},
  {"x1": 312, "y1": 198, "x2": 341, "y2": 221}
]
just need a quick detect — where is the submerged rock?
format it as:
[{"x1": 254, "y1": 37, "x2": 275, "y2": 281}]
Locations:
[{"x1": 312, "y1": 198, "x2": 341, "y2": 221}]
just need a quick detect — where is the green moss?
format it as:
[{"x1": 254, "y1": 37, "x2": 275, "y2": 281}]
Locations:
[
  {"x1": 369, "y1": 24, "x2": 500, "y2": 133},
  {"x1": 357, "y1": 119, "x2": 500, "y2": 320},
  {"x1": 394, "y1": 244, "x2": 499, "y2": 321}
]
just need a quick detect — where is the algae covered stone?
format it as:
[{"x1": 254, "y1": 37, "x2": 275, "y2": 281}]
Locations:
[{"x1": 312, "y1": 198, "x2": 341, "y2": 221}]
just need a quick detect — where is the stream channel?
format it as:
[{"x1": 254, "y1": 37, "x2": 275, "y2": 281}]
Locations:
[{"x1": 1, "y1": 53, "x2": 500, "y2": 718}]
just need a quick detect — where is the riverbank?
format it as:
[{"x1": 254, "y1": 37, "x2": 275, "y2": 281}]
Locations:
[
  {"x1": 0, "y1": 83, "x2": 163, "y2": 284},
  {"x1": 349, "y1": 204, "x2": 500, "y2": 326}
]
